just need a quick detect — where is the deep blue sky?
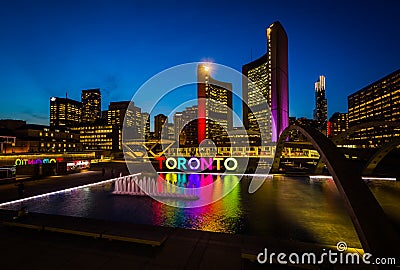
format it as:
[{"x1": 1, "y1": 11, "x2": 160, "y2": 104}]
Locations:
[{"x1": 0, "y1": 0, "x2": 399, "y2": 125}]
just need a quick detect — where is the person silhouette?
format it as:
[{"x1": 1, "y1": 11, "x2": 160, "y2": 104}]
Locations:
[
  {"x1": 13, "y1": 206, "x2": 28, "y2": 220},
  {"x1": 16, "y1": 182, "x2": 25, "y2": 199}
]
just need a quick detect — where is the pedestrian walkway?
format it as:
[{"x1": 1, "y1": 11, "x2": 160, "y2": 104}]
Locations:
[
  {"x1": 3, "y1": 211, "x2": 168, "y2": 246},
  {"x1": 0, "y1": 209, "x2": 368, "y2": 270},
  {"x1": 0, "y1": 171, "x2": 105, "y2": 203}
]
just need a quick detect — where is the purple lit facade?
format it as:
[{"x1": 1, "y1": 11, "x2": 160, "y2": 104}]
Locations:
[
  {"x1": 242, "y1": 21, "x2": 289, "y2": 142},
  {"x1": 269, "y1": 22, "x2": 289, "y2": 141}
]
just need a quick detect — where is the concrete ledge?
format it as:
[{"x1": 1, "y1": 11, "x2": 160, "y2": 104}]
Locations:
[
  {"x1": 1, "y1": 212, "x2": 169, "y2": 247},
  {"x1": 102, "y1": 233, "x2": 167, "y2": 246},
  {"x1": 241, "y1": 251, "x2": 256, "y2": 262},
  {"x1": 3, "y1": 220, "x2": 43, "y2": 231},
  {"x1": 44, "y1": 226, "x2": 101, "y2": 238}
]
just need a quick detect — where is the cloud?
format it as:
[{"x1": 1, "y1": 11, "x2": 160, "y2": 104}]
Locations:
[{"x1": 21, "y1": 109, "x2": 48, "y2": 125}]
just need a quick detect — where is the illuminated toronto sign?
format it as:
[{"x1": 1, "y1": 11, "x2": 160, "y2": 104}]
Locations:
[
  {"x1": 155, "y1": 157, "x2": 238, "y2": 171},
  {"x1": 67, "y1": 160, "x2": 90, "y2": 171},
  {"x1": 14, "y1": 158, "x2": 64, "y2": 166}
]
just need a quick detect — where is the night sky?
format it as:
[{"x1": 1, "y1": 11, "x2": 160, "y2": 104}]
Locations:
[{"x1": 0, "y1": 0, "x2": 399, "y2": 126}]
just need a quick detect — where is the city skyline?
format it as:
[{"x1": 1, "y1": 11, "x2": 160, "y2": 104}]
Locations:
[
  {"x1": 0, "y1": 0, "x2": 399, "y2": 125},
  {"x1": 0, "y1": 1, "x2": 399, "y2": 264}
]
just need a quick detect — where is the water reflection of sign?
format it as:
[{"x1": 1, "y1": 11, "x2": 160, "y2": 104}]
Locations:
[
  {"x1": 67, "y1": 160, "x2": 90, "y2": 171},
  {"x1": 158, "y1": 173, "x2": 238, "y2": 190},
  {"x1": 15, "y1": 158, "x2": 63, "y2": 166}
]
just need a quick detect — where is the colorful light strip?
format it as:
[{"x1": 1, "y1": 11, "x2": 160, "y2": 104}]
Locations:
[{"x1": 0, "y1": 173, "x2": 141, "y2": 208}]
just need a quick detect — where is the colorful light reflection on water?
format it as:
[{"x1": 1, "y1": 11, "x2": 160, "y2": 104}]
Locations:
[
  {"x1": 154, "y1": 173, "x2": 241, "y2": 208},
  {"x1": 151, "y1": 173, "x2": 243, "y2": 233},
  {"x1": 1, "y1": 173, "x2": 399, "y2": 248}
]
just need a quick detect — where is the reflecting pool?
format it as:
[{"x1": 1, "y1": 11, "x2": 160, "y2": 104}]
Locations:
[{"x1": 2, "y1": 173, "x2": 399, "y2": 248}]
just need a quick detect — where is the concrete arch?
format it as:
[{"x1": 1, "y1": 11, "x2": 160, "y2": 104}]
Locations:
[
  {"x1": 313, "y1": 121, "x2": 400, "y2": 174},
  {"x1": 363, "y1": 137, "x2": 400, "y2": 175},
  {"x1": 313, "y1": 157, "x2": 326, "y2": 174},
  {"x1": 272, "y1": 124, "x2": 399, "y2": 258}
]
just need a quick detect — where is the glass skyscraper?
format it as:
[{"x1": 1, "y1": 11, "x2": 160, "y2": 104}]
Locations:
[
  {"x1": 313, "y1": 75, "x2": 328, "y2": 132},
  {"x1": 197, "y1": 64, "x2": 233, "y2": 146},
  {"x1": 348, "y1": 69, "x2": 400, "y2": 147},
  {"x1": 81, "y1": 88, "x2": 101, "y2": 123},
  {"x1": 50, "y1": 97, "x2": 81, "y2": 127}
]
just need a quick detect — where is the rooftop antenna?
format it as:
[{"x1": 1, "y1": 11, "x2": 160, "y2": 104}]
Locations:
[
  {"x1": 66, "y1": 91, "x2": 68, "y2": 100},
  {"x1": 250, "y1": 48, "x2": 253, "y2": 61}
]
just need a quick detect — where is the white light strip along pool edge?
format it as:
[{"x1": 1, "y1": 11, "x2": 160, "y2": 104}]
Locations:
[
  {"x1": 157, "y1": 173, "x2": 395, "y2": 181},
  {"x1": 309, "y1": 175, "x2": 396, "y2": 181},
  {"x1": 0, "y1": 173, "x2": 142, "y2": 208},
  {"x1": 156, "y1": 172, "x2": 273, "y2": 177}
]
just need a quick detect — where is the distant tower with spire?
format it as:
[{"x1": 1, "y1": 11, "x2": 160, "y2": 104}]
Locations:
[{"x1": 313, "y1": 75, "x2": 328, "y2": 133}]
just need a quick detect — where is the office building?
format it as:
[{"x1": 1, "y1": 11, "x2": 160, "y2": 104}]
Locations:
[
  {"x1": 288, "y1": 117, "x2": 319, "y2": 142},
  {"x1": 107, "y1": 101, "x2": 128, "y2": 150},
  {"x1": 328, "y1": 112, "x2": 348, "y2": 138},
  {"x1": 0, "y1": 120, "x2": 82, "y2": 153},
  {"x1": 173, "y1": 105, "x2": 198, "y2": 144},
  {"x1": 348, "y1": 69, "x2": 400, "y2": 147},
  {"x1": 0, "y1": 120, "x2": 26, "y2": 131},
  {"x1": 141, "y1": 112, "x2": 150, "y2": 139},
  {"x1": 71, "y1": 124, "x2": 119, "y2": 151},
  {"x1": 198, "y1": 64, "x2": 232, "y2": 146},
  {"x1": 173, "y1": 112, "x2": 184, "y2": 142},
  {"x1": 108, "y1": 100, "x2": 137, "y2": 127},
  {"x1": 101, "y1": 110, "x2": 108, "y2": 122},
  {"x1": 154, "y1": 114, "x2": 168, "y2": 140},
  {"x1": 81, "y1": 89, "x2": 101, "y2": 123},
  {"x1": 107, "y1": 101, "x2": 145, "y2": 148},
  {"x1": 50, "y1": 97, "x2": 81, "y2": 127},
  {"x1": 242, "y1": 21, "x2": 289, "y2": 143},
  {"x1": 0, "y1": 125, "x2": 16, "y2": 154},
  {"x1": 181, "y1": 119, "x2": 198, "y2": 147},
  {"x1": 166, "y1": 122, "x2": 175, "y2": 141},
  {"x1": 175, "y1": 106, "x2": 198, "y2": 146},
  {"x1": 313, "y1": 75, "x2": 328, "y2": 132},
  {"x1": 131, "y1": 105, "x2": 143, "y2": 138}
]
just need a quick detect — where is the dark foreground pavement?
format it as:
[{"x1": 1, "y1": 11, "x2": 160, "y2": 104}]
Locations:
[
  {"x1": 0, "y1": 209, "x2": 373, "y2": 270},
  {"x1": 0, "y1": 209, "x2": 271, "y2": 270}
]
